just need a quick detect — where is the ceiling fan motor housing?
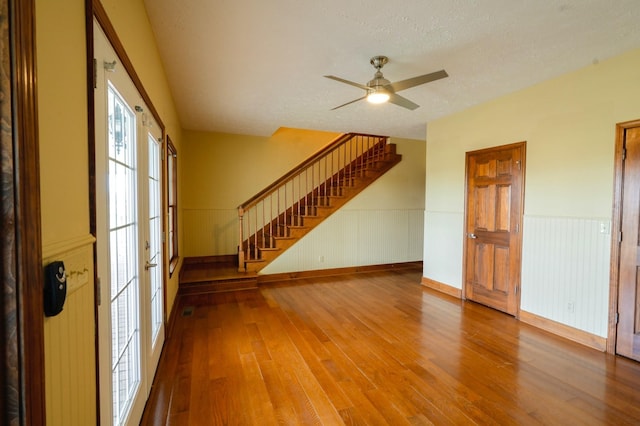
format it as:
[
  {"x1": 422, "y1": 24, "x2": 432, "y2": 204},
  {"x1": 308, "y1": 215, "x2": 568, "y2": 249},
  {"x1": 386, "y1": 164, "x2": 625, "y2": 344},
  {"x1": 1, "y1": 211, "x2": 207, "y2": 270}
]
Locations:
[
  {"x1": 368, "y1": 57, "x2": 391, "y2": 94},
  {"x1": 370, "y1": 55, "x2": 389, "y2": 69}
]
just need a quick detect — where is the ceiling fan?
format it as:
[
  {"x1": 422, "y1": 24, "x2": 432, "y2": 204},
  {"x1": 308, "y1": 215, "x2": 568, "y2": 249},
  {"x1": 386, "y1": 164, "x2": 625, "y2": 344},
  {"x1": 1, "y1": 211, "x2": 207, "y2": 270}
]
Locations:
[{"x1": 325, "y1": 56, "x2": 448, "y2": 110}]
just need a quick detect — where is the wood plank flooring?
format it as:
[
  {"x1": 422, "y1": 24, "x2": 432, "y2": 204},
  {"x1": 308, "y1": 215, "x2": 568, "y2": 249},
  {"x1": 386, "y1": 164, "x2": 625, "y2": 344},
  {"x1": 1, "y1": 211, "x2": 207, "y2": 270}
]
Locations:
[{"x1": 141, "y1": 269, "x2": 640, "y2": 425}]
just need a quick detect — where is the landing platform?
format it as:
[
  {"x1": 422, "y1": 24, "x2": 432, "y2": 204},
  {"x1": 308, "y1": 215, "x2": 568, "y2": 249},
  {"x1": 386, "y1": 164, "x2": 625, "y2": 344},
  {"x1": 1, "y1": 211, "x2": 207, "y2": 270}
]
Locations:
[
  {"x1": 179, "y1": 261, "x2": 258, "y2": 294},
  {"x1": 179, "y1": 258, "x2": 423, "y2": 294}
]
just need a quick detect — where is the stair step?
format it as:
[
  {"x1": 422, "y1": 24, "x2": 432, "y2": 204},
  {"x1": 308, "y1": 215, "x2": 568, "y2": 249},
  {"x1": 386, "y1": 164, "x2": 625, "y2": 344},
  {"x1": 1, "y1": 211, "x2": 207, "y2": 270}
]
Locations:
[
  {"x1": 179, "y1": 277, "x2": 258, "y2": 294},
  {"x1": 258, "y1": 247, "x2": 280, "y2": 252},
  {"x1": 273, "y1": 235, "x2": 295, "y2": 240},
  {"x1": 244, "y1": 259, "x2": 266, "y2": 273}
]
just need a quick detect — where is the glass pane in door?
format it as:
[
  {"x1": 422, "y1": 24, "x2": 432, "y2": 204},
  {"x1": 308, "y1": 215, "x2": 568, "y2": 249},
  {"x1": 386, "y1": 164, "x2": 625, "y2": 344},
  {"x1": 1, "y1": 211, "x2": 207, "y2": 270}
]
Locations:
[
  {"x1": 107, "y1": 83, "x2": 140, "y2": 426},
  {"x1": 147, "y1": 133, "x2": 163, "y2": 342}
]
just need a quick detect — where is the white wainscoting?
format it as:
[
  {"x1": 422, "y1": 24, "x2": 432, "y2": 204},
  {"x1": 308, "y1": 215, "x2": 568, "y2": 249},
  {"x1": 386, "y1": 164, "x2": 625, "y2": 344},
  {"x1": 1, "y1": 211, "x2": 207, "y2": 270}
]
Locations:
[
  {"x1": 42, "y1": 235, "x2": 97, "y2": 425},
  {"x1": 423, "y1": 211, "x2": 465, "y2": 289},
  {"x1": 184, "y1": 208, "x2": 424, "y2": 269},
  {"x1": 260, "y1": 209, "x2": 424, "y2": 274},
  {"x1": 520, "y1": 215, "x2": 611, "y2": 337}
]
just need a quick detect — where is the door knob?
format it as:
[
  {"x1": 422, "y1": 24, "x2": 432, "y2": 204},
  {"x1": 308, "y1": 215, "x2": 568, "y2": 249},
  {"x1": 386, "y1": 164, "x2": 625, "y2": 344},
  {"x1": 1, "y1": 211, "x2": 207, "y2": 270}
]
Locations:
[{"x1": 468, "y1": 233, "x2": 477, "y2": 239}]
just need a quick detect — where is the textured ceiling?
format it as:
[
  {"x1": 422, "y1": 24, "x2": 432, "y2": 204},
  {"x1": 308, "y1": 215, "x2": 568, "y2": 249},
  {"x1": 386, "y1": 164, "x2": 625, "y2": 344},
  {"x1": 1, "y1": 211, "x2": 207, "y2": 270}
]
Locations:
[{"x1": 144, "y1": 0, "x2": 640, "y2": 140}]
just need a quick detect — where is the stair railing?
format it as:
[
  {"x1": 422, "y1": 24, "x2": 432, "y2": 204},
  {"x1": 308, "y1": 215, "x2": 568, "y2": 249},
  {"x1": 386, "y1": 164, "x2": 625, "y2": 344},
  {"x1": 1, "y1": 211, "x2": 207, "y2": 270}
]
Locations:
[{"x1": 237, "y1": 132, "x2": 389, "y2": 271}]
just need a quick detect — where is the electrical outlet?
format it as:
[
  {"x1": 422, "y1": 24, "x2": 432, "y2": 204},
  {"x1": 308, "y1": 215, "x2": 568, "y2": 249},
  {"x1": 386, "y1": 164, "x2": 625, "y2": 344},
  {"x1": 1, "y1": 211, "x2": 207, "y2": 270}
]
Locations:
[
  {"x1": 567, "y1": 302, "x2": 575, "y2": 313},
  {"x1": 319, "y1": 255, "x2": 325, "y2": 263},
  {"x1": 600, "y1": 220, "x2": 611, "y2": 235}
]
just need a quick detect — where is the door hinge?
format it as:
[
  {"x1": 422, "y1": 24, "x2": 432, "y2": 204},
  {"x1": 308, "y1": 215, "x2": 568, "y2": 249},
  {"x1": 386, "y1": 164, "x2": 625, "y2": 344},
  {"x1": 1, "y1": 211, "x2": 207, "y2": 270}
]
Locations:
[
  {"x1": 93, "y1": 58, "x2": 97, "y2": 89},
  {"x1": 162, "y1": 231, "x2": 166, "y2": 243},
  {"x1": 515, "y1": 285, "x2": 519, "y2": 295},
  {"x1": 515, "y1": 223, "x2": 520, "y2": 234},
  {"x1": 618, "y1": 231, "x2": 623, "y2": 244},
  {"x1": 622, "y1": 147, "x2": 627, "y2": 161},
  {"x1": 615, "y1": 312, "x2": 619, "y2": 324},
  {"x1": 96, "y1": 277, "x2": 101, "y2": 306}
]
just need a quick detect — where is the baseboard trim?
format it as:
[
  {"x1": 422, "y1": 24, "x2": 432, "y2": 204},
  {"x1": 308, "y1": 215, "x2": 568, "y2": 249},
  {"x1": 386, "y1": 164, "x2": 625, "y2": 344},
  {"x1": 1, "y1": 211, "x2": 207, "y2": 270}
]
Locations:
[
  {"x1": 258, "y1": 262, "x2": 423, "y2": 284},
  {"x1": 519, "y1": 310, "x2": 607, "y2": 352},
  {"x1": 420, "y1": 277, "x2": 462, "y2": 299},
  {"x1": 183, "y1": 255, "x2": 237, "y2": 265},
  {"x1": 165, "y1": 291, "x2": 181, "y2": 340}
]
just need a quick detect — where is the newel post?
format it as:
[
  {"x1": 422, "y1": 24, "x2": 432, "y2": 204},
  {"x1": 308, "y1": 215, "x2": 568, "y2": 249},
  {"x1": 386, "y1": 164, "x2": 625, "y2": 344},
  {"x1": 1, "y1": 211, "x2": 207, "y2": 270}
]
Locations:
[{"x1": 238, "y1": 207, "x2": 246, "y2": 272}]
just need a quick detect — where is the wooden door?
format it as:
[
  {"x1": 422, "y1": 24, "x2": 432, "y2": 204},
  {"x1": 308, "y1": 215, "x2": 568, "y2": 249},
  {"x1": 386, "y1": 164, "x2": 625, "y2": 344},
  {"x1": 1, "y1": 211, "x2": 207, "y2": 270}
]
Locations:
[
  {"x1": 464, "y1": 142, "x2": 525, "y2": 316},
  {"x1": 616, "y1": 124, "x2": 640, "y2": 361}
]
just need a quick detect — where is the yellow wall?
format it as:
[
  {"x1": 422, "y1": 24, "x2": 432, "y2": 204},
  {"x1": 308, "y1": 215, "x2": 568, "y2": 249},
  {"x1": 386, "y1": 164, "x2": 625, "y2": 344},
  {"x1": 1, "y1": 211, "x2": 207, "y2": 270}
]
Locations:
[
  {"x1": 426, "y1": 50, "x2": 639, "y2": 218},
  {"x1": 36, "y1": 0, "x2": 183, "y2": 424},
  {"x1": 183, "y1": 128, "x2": 341, "y2": 209},
  {"x1": 182, "y1": 128, "x2": 342, "y2": 256},
  {"x1": 345, "y1": 136, "x2": 426, "y2": 211},
  {"x1": 424, "y1": 48, "x2": 640, "y2": 338},
  {"x1": 37, "y1": 0, "x2": 89, "y2": 245}
]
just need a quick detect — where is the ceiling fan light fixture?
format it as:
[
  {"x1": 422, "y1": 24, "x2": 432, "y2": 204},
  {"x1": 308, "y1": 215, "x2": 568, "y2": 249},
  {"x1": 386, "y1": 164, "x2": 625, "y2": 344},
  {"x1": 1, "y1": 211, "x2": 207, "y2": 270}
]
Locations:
[
  {"x1": 325, "y1": 55, "x2": 448, "y2": 110},
  {"x1": 367, "y1": 90, "x2": 390, "y2": 104}
]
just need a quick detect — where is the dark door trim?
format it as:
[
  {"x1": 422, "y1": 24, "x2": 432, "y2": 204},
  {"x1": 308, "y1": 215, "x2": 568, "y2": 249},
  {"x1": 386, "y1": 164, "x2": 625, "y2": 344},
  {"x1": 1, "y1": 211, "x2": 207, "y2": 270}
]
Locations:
[{"x1": 2, "y1": 0, "x2": 46, "y2": 423}]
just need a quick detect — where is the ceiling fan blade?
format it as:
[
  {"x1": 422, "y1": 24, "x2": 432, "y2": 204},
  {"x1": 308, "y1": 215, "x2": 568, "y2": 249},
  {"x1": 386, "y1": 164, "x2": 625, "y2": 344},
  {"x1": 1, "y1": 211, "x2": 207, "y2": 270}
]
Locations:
[
  {"x1": 386, "y1": 69, "x2": 448, "y2": 92},
  {"x1": 388, "y1": 93, "x2": 419, "y2": 110},
  {"x1": 325, "y1": 75, "x2": 370, "y2": 91},
  {"x1": 330, "y1": 96, "x2": 367, "y2": 110}
]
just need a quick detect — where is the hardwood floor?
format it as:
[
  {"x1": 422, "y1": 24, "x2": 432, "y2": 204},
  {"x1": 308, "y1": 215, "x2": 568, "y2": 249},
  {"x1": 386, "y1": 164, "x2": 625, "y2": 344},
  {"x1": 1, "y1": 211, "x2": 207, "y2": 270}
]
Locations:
[{"x1": 141, "y1": 269, "x2": 640, "y2": 425}]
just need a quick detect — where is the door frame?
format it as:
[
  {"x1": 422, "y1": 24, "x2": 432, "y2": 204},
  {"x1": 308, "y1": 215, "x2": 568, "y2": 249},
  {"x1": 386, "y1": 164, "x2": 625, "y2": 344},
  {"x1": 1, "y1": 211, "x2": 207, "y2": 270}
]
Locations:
[
  {"x1": 607, "y1": 119, "x2": 640, "y2": 355},
  {"x1": 1, "y1": 0, "x2": 46, "y2": 423},
  {"x1": 87, "y1": 0, "x2": 168, "y2": 421},
  {"x1": 462, "y1": 141, "x2": 526, "y2": 317}
]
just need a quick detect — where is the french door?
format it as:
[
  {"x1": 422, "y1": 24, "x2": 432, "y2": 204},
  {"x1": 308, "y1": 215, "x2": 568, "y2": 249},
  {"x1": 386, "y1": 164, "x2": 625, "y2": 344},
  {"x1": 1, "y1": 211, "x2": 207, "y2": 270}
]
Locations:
[{"x1": 94, "y1": 21, "x2": 165, "y2": 426}]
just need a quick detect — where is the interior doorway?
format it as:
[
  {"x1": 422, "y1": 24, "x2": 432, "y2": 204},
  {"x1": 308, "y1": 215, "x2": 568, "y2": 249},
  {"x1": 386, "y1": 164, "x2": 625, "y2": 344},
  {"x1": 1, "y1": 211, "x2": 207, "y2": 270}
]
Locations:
[{"x1": 463, "y1": 142, "x2": 526, "y2": 316}]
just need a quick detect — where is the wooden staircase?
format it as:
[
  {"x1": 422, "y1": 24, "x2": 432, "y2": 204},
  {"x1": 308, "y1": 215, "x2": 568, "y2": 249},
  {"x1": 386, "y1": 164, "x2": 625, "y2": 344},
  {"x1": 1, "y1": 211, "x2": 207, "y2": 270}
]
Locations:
[{"x1": 237, "y1": 133, "x2": 402, "y2": 273}]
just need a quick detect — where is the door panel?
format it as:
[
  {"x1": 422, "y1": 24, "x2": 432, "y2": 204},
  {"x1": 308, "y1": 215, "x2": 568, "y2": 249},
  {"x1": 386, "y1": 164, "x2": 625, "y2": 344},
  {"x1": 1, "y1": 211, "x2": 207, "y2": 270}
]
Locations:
[
  {"x1": 145, "y1": 130, "x2": 165, "y2": 379},
  {"x1": 617, "y1": 126, "x2": 640, "y2": 361},
  {"x1": 464, "y1": 143, "x2": 525, "y2": 315},
  {"x1": 95, "y1": 20, "x2": 165, "y2": 426}
]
